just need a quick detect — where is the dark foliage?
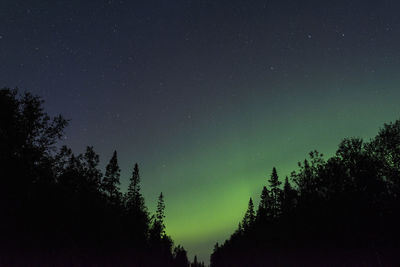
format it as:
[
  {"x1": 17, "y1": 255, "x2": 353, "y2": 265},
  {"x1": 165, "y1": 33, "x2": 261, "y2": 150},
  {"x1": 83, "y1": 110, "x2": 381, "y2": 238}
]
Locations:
[
  {"x1": 191, "y1": 255, "x2": 206, "y2": 267},
  {"x1": 0, "y1": 88, "x2": 189, "y2": 266},
  {"x1": 211, "y1": 121, "x2": 400, "y2": 266}
]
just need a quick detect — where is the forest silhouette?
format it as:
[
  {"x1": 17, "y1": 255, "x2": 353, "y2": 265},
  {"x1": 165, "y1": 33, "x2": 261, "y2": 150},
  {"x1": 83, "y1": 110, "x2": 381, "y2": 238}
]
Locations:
[
  {"x1": 1, "y1": 88, "x2": 400, "y2": 266},
  {"x1": 0, "y1": 88, "x2": 204, "y2": 266},
  {"x1": 211, "y1": 123, "x2": 400, "y2": 266}
]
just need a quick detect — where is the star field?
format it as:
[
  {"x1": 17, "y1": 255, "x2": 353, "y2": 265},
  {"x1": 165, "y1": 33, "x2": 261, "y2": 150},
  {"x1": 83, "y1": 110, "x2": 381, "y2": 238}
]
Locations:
[{"x1": 1, "y1": 0, "x2": 400, "y2": 263}]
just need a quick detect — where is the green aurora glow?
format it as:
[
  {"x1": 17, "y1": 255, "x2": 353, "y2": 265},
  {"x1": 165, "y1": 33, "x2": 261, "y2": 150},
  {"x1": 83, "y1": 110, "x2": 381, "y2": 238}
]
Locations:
[{"x1": 128, "y1": 74, "x2": 400, "y2": 262}]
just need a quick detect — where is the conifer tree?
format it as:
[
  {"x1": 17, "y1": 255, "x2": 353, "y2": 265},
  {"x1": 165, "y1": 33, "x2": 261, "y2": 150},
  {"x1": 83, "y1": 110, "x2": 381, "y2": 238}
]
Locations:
[
  {"x1": 82, "y1": 146, "x2": 102, "y2": 191},
  {"x1": 257, "y1": 186, "x2": 273, "y2": 220},
  {"x1": 102, "y1": 150, "x2": 121, "y2": 203},
  {"x1": 150, "y1": 192, "x2": 166, "y2": 241},
  {"x1": 156, "y1": 192, "x2": 166, "y2": 230},
  {"x1": 126, "y1": 163, "x2": 145, "y2": 211},
  {"x1": 192, "y1": 255, "x2": 198, "y2": 267},
  {"x1": 125, "y1": 163, "x2": 149, "y2": 242},
  {"x1": 268, "y1": 167, "x2": 282, "y2": 218},
  {"x1": 281, "y1": 176, "x2": 297, "y2": 216},
  {"x1": 173, "y1": 245, "x2": 190, "y2": 267},
  {"x1": 242, "y1": 198, "x2": 255, "y2": 230}
]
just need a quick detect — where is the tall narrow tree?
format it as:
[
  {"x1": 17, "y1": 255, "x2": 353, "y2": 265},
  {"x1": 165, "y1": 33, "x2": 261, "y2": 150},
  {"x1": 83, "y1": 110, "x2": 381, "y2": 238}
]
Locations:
[
  {"x1": 173, "y1": 245, "x2": 190, "y2": 267},
  {"x1": 102, "y1": 150, "x2": 121, "y2": 203},
  {"x1": 150, "y1": 192, "x2": 166, "y2": 241},
  {"x1": 268, "y1": 167, "x2": 282, "y2": 218},
  {"x1": 281, "y1": 176, "x2": 297, "y2": 216},
  {"x1": 192, "y1": 255, "x2": 198, "y2": 267},
  {"x1": 126, "y1": 163, "x2": 145, "y2": 210},
  {"x1": 156, "y1": 192, "x2": 166, "y2": 231},
  {"x1": 125, "y1": 163, "x2": 148, "y2": 242},
  {"x1": 82, "y1": 146, "x2": 102, "y2": 191},
  {"x1": 257, "y1": 186, "x2": 272, "y2": 220},
  {"x1": 242, "y1": 197, "x2": 255, "y2": 231}
]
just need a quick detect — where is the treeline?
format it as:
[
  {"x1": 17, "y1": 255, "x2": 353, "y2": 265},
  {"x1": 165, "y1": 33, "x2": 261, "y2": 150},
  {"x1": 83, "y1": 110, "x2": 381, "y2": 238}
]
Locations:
[
  {"x1": 0, "y1": 88, "x2": 204, "y2": 266},
  {"x1": 211, "y1": 119, "x2": 400, "y2": 266}
]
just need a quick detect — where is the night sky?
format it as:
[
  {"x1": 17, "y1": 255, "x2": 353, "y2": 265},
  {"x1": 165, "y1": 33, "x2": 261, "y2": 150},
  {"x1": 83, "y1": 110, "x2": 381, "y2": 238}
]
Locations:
[{"x1": 1, "y1": 0, "x2": 400, "y2": 263}]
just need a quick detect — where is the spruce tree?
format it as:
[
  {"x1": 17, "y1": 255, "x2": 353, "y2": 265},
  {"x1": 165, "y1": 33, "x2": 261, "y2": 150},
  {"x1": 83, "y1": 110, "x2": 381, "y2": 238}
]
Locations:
[
  {"x1": 268, "y1": 167, "x2": 282, "y2": 218},
  {"x1": 82, "y1": 146, "x2": 102, "y2": 191},
  {"x1": 281, "y1": 176, "x2": 296, "y2": 216},
  {"x1": 173, "y1": 245, "x2": 190, "y2": 267},
  {"x1": 125, "y1": 163, "x2": 149, "y2": 242},
  {"x1": 257, "y1": 186, "x2": 272, "y2": 220},
  {"x1": 248, "y1": 197, "x2": 255, "y2": 225},
  {"x1": 126, "y1": 163, "x2": 145, "y2": 211},
  {"x1": 192, "y1": 255, "x2": 198, "y2": 267},
  {"x1": 102, "y1": 150, "x2": 121, "y2": 203},
  {"x1": 150, "y1": 192, "x2": 166, "y2": 241},
  {"x1": 242, "y1": 197, "x2": 255, "y2": 230},
  {"x1": 156, "y1": 192, "x2": 166, "y2": 230}
]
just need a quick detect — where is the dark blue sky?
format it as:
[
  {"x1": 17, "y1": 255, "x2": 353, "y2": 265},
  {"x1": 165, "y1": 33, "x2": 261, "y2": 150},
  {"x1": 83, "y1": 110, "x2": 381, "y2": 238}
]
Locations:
[{"x1": 2, "y1": 0, "x2": 400, "y2": 263}]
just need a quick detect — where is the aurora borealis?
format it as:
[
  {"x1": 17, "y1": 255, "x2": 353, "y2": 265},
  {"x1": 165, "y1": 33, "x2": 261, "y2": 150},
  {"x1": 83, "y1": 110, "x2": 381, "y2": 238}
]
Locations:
[{"x1": 1, "y1": 0, "x2": 400, "y2": 263}]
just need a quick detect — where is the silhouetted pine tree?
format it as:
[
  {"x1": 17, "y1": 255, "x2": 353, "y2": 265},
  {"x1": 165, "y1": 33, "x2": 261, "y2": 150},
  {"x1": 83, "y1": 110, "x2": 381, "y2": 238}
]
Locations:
[
  {"x1": 192, "y1": 255, "x2": 198, "y2": 267},
  {"x1": 191, "y1": 255, "x2": 206, "y2": 267},
  {"x1": 102, "y1": 151, "x2": 121, "y2": 204},
  {"x1": 257, "y1": 186, "x2": 272, "y2": 220},
  {"x1": 82, "y1": 146, "x2": 102, "y2": 191},
  {"x1": 268, "y1": 167, "x2": 282, "y2": 218},
  {"x1": 124, "y1": 163, "x2": 149, "y2": 244},
  {"x1": 241, "y1": 198, "x2": 255, "y2": 231},
  {"x1": 173, "y1": 245, "x2": 190, "y2": 267},
  {"x1": 281, "y1": 176, "x2": 296, "y2": 216},
  {"x1": 156, "y1": 193, "x2": 166, "y2": 227},
  {"x1": 126, "y1": 163, "x2": 145, "y2": 209},
  {"x1": 151, "y1": 192, "x2": 166, "y2": 239},
  {"x1": 149, "y1": 192, "x2": 174, "y2": 266}
]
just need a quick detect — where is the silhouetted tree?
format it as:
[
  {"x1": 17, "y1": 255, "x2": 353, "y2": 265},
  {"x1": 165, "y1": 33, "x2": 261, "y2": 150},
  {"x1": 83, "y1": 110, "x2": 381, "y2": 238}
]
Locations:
[
  {"x1": 82, "y1": 146, "x2": 102, "y2": 191},
  {"x1": 367, "y1": 120, "x2": 400, "y2": 194},
  {"x1": 257, "y1": 186, "x2": 272, "y2": 220},
  {"x1": 126, "y1": 163, "x2": 145, "y2": 210},
  {"x1": 191, "y1": 255, "x2": 205, "y2": 267},
  {"x1": 268, "y1": 167, "x2": 282, "y2": 218},
  {"x1": 148, "y1": 192, "x2": 175, "y2": 266},
  {"x1": 241, "y1": 198, "x2": 255, "y2": 231},
  {"x1": 150, "y1": 192, "x2": 166, "y2": 241},
  {"x1": 281, "y1": 176, "x2": 296, "y2": 216},
  {"x1": 192, "y1": 255, "x2": 198, "y2": 267},
  {"x1": 210, "y1": 242, "x2": 220, "y2": 267},
  {"x1": 124, "y1": 163, "x2": 149, "y2": 244},
  {"x1": 173, "y1": 245, "x2": 190, "y2": 267},
  {"x1": 0, "y1": 88, "x2": 68, "y2": 245},
  {"x1": 102, "y1": 151, "x2": 121, "y2": 204}
]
